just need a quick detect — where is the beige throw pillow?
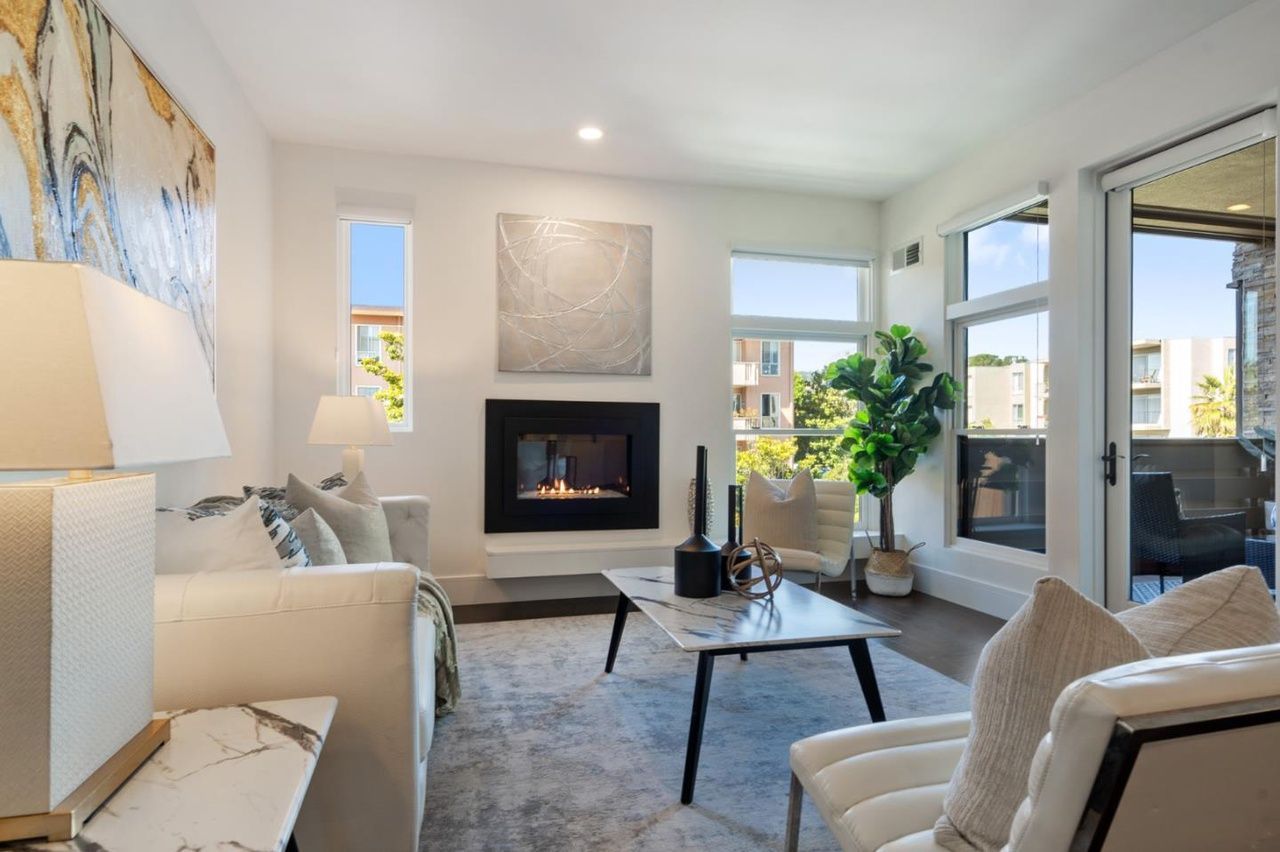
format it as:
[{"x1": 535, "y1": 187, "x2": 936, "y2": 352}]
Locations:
[
  {"x1": 935, "y1": 577, "x2": 1148, "y2": 852},
  {"x1": 286, "y1": 471, "x2": 392, "y2": 564},
  {"x1": 742, "y1": 470, "x2": 818, "y2": 551},
  {"x1": 155, "y1": 496, "x2": 283, "y2": 575},
  {"x1": 1118, "y1": 566, "x2": 1280, "y2": 656},
  {"x1": 291, "y1": 508, "x2": 348, "y2": 566}
]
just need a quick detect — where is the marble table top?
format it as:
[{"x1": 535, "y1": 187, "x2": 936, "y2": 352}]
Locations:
[
  {"x1": 15, "y1": 697, "x2": 337, "y2": 852},
  {"x1": 604, "y1": 566, "x2": 900, "y2": 651}
]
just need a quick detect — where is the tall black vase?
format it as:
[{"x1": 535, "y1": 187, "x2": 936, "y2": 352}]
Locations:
[
  {"x1": 674, "y1": 446, "x2": 721, "y2": 598},
  {"x1": 720, "y1": 484, "x2": 742, "y2": 590}
]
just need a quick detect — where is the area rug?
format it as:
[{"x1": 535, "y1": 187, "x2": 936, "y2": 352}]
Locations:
[{"x1": 421, "y1": 612, "x2": 971, "y2": 851}]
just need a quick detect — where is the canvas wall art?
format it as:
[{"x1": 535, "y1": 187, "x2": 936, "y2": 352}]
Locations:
[
  {"x1": 497, "y1": 213, "x2": 652, "y2": 375},
  {"x1": 0, "y1": 0, "x2": 216, "y2": 377}
]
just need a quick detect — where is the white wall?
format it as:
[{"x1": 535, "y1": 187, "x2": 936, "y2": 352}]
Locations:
[
  {"x1": 878, "y1": 0, "x2": 1280, "y2": 617},
  {"x1": 98, "y1": 0, "x2": 275, "y2": 506},
  {"x1": 272, "y1": 144, "x2": 878, "y2": 604}
]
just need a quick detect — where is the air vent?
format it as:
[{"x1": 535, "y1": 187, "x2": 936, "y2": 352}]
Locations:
[{"x1": 891, "y1": 238, "x2": 922, "y2": 274}]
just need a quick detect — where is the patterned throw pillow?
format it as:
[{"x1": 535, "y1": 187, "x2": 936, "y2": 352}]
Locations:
[
  {"x1": 184, "y1": 495, "x2": 311, "y2": 569},
  {"x1": 244, "y1": 473, "x2": 348, "y2": 521}
]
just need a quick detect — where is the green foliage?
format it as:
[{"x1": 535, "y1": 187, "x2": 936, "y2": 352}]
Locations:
[
  {"x1": 734, "y1": 436, "x2": 798, "y2": 487},
  {"x1": 968, "y1": 353, "x2": 1028, "y2": 367},
  {"x1": 826, "y1": 324, "x2": 959, "y2": 550},
  {"x1": 1190, "y1": 369, "x2": 1236, "y2": 437},
  {"x1": 792, "y1": 370, "x2": 857, "y2": 479},
  {"x1": 358, "y1": 330, "x2": 405, "y2": 423}
]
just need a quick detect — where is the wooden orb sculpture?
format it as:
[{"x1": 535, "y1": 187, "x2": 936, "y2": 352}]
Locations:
[{"x1": 727, "y1": 538, "x2": 784, "y2": 600}]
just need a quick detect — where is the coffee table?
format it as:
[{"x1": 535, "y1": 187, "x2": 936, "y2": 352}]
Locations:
[{"x1": 602, "y1": 566, "x2": 901, "y2": 804}]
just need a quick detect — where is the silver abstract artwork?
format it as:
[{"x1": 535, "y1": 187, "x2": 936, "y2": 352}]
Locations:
[{"x1": 497, "y1": 214, "x2": 652, "y2": 375}]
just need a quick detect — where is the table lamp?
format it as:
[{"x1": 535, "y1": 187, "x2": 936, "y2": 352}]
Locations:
[
  {"x1": 307, "y1": 395, "x2": 393, "y2": 479},
  {"x1": 0, "y1": 261, "x2": 229, "y2": 842}
]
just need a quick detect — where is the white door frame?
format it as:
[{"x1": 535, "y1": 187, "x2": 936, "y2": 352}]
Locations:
[{"x1": 1102, "y1": 109, "x2": 1276, "y2": 610}]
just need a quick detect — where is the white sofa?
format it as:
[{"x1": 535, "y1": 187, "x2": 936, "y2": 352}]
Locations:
[
  {"x1": 153, "y1": 496, "x2": 433, "y2": 852},
  {"x1": 787, "y1": 642, "x2": 1280, "y2": 851}
]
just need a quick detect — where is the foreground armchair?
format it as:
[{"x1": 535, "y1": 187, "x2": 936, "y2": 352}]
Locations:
[
  {"x1": 787, "y1": 642, "x2": 1280, "y2": 851},
  {"x1": 153, "y1": 497, "x2": 433, "y2": 852}
]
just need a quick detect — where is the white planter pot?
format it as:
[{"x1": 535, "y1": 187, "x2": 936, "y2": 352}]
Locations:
[{"x1": 865, "y1": 569, "x2": 914, "y2": 597}]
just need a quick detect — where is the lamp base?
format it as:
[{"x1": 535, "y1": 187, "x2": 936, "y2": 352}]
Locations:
[
  {"x1": 0, "y1": 718, "x2": 169, "y2": 842},
  {"x1": 342, "y1": 445, "x2": 365, "y2": 480}
]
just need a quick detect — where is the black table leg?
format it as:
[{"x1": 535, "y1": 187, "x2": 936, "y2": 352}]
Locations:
[
  {"x1": 680, "y1": 651, "x2": 715, "y2": 804},
  {"x1": 848, "y1": 639, "x2": 886, "y2": 722},
  {"x1": 739, "y1": 652, "x2": 748, "y2": 661},
  {"x1": 286, "y1": 834, "x2": 300, "y2": 852},
  {"x1": 605, "y1": 593, "x2": 629, "y2": 673}
]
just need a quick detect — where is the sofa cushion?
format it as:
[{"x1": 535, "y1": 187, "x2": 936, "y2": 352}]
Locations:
[
  {"x1": 156, "y1": 495, "x2": 284, "y2": 575},
  {"x1": 1118, "y1": 565, "x2": 1280, "y2": 656},
  {"x1": 935, "y1": 577, "x2": 1148, "y2": 852},
  {"x1": 292, "y1": 508, "x2": 348, "y2": 565},
  {"x1": 287, "y1": 471, "x2": 393, "y2": 564},
  {"x1": 744, "y1": 469, "x2": 818, "y2": 551}
]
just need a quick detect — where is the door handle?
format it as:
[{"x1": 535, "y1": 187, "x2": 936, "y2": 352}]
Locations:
[{"x1": 1101, "y1": 441, "x2": 1121, "y2": 487}]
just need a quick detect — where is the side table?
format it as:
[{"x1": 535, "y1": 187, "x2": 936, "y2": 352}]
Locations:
[{"x1": 7, "y1": 696, "x2": 336, "y2": 852}]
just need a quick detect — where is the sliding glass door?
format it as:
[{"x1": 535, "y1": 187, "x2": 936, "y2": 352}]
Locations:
[{"x1": 1104, "y1": 113, "x2": 1276, "y2": 607}]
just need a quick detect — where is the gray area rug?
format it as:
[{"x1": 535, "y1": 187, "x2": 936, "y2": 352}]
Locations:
[{"x1": 422, "y1": 612, "x2": 971, "y2": 851}]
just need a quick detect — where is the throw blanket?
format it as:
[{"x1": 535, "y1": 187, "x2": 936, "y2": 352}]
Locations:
[{"x1": 418, "y1": 572, "x2": 461, "y2": 717}]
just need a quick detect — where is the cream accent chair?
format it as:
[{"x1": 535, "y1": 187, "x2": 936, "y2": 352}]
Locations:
[
  {"x1": 153, "y1": 496, "x2": 433, "y2": 852},
  {"x1": 786, "y1": 642, "x2": 1280, "y2": 851},
  {"x1": 748, "y1": 478, "x2": 857, "y2": 590}
]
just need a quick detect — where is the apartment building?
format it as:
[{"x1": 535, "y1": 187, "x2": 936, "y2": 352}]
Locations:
[
  {"x1": 351, "y1": 305, "x2": 405, "y2": 397},
  {"x1": 731, "y1": 338, "x2": 795, "y2": 429}
]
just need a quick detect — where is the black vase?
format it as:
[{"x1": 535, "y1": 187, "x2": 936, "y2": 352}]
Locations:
[
  {"x1": 675, "y1": 446, "x2": 721, "y2": 598},
  {"x1": 720, "y1": 484, "x2": 742, "y2": 590}
]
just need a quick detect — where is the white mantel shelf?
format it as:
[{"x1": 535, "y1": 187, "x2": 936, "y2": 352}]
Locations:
[{"x1": 484, "y1": 534, "x2": 903, "y2": 579}]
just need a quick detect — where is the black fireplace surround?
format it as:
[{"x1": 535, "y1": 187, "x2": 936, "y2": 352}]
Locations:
[{"x1": 485, "y1": 399, "x2": 659, "y2": 533}]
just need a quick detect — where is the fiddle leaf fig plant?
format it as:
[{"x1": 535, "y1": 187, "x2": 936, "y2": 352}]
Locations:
[{"x1": 825, "y1": 324, "x2": 959, "y2": 552}]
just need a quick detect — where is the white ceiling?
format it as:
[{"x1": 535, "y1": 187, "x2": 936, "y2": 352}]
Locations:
[{"x1": 191, "y1": 0, "x2": 1253, "y2": 199}]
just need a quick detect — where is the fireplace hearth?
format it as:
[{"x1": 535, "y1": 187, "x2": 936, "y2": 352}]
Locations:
[{"x1": 485, "y1": 399, "x2": 659, "y2": 533}]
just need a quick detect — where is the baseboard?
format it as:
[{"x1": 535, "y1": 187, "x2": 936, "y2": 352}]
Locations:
[{"x1": 909, "y1": 563, "x2": 1029, "y2": 620}]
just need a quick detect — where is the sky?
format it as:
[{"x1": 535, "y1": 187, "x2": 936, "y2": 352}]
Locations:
[{"x1": 350, "y1": 222, "x2": 406, "y2": 307}]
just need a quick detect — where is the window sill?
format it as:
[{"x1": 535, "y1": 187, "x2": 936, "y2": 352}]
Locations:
[{"x1": 947, "y1": 536, "x2": 1049, "y2": 570}]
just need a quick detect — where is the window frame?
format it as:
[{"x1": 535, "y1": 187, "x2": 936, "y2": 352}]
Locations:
[
  {"x1": 943, "y1": 190, "x2": 1051, "y2": 564},
  {"x1": 338, "y1": 213, "x2": 413, "y2": 431},
  {"x1": 760, "y1": 340, "x2": 781, "y2": 376},
  {"x1": 730, "y1": 247, "x2": 876, "y2": 529}
]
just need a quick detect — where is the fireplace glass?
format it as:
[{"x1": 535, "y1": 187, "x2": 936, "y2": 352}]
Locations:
[{"x1": 516, "y1": 433, "x2": 630, "y2": 499}]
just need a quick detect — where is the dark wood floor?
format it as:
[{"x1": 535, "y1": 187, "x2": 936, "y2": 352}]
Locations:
[{"x1": 454, "y1": 579, "x2": 1003, "y2": 685}]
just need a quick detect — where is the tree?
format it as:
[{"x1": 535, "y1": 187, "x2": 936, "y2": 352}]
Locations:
[
  {"x1": 359, "y1": 330, "x2": 405, "y2": 423},
  {"x1": 968, "y1": 353, "x2": 1027, "y2": 367},
  {"x1": 826, "y1": 325, "x2": 959, "y2": 552},
  {"x1": 735, "y1": 436, "x2": 798, "y2": 486},
  {"x1": 1190, "y1": 369, "x2": 1236, "y2": 437},
  {"x1": 792, "y1": 370, "x2": 856, "y2": 479}
]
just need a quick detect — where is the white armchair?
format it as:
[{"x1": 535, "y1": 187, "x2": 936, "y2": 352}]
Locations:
[
  {"x1": 748, "y1": 479, "x2": 857, "y2": 589},
  {"x1": 786, "y1": 642, "x2": 1280, "y2": 851},
  {"x1": 153, "y1": 496, "x2": 433, "y2": 852}
]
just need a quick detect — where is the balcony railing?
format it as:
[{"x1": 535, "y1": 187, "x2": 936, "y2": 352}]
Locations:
[
  {"x1": 732, "y1": 413, "x2": 780, "y2": 429},
  {"x1": 732, "y1": 361, "x2": 760, "y2": 386}
]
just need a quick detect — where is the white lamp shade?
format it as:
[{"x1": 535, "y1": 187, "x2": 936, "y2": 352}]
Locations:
[
  {"x1": 0, "y1": 261, "x2": 230, "y2": 470},
  {"x1": 308, "y1": 395, "x2": 394, "y2": 446}
]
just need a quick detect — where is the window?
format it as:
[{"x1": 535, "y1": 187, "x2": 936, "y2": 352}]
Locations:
[
  {"x1": 340, "y1": 217, "x2": 411, "y2": 427},
  {"x1": 1132, "y1": 351, "x2": 1161, "y2": 384},
  {"x1": 1133, "y1": 392, "x2": 1161, "y2": 425},
  {"x1": 947, "y1": 196, "x2": 1049, "y2": 555},
  {"x1": 730, "y1": 250, "x2": 873, "y2": 520},
  {"x1": 760, "y1": 340, "x2": 782, "y2": 376},
  {"x1": 355, "y1": 324, "x2": 382, "y2": 360}
]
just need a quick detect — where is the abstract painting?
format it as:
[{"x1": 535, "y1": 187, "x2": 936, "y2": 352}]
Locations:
[
  {"x1": 497, "y1": 213, "x2": 651, "y2": 375},
  {"x1": 0, "y1": 0, "x2": 216, "y2": 377}
]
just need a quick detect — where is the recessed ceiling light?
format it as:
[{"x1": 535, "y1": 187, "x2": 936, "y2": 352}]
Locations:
[
  {"x1": 577, "y1": 126, "x2": 604, "y2": 142},
  {"x1": 1227, "y1": 203, "x2": 1252, "y2": 212}
]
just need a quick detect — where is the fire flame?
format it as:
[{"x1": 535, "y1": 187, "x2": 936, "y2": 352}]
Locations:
[{"x1": 535, "y1": 479, "x2": 601, "y2": 496}]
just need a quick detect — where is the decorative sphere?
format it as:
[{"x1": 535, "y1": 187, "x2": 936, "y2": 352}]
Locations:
[{"x1": 726, "y1": 539, "x2": 784, "y2": 600}]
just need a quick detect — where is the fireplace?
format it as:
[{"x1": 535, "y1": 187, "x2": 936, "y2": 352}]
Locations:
[{"x1": 485, "y1": 399, "x2": 659, "y2": 533}]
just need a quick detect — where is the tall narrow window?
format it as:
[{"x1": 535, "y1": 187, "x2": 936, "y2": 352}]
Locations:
[
  {"x1": 946, "y1": 197, "x2": 1049, "y2": 555},
  {"x1": 341, "y1": 218, "x2": 411, "y2": 427},
  {"x1": 730, "y1": 250, "x2": 873, "y2": 523}
]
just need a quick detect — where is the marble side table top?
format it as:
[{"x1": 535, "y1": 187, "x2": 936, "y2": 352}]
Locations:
[
  {"x1": 604, "y1": 566, "x2": 900, "y2": 651},
  {"x1": 13, "y1": 696, "x2": 336, "y2": 852}
]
